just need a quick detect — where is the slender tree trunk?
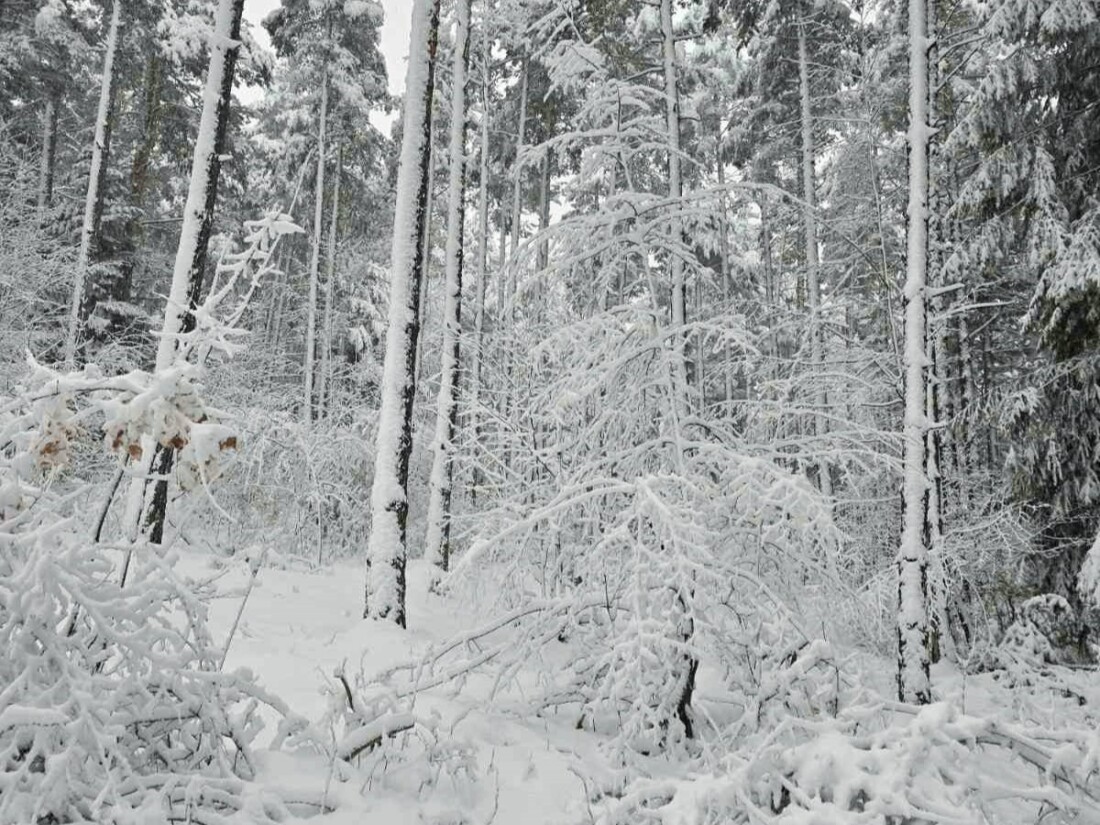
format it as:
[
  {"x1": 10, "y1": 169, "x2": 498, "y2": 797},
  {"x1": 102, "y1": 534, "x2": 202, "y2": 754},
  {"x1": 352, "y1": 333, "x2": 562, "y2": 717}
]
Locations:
[
  {"x1": 798, "y1": 19, "x2": 831, "y2": 497},
  {"x1": 659, "y1": 0, "x2": 696, "y2": 739},
  {"x1": 537, "y1": 149, "x2": 551, "y2": 271},
  {"x1": 319, "y1": 144, "x2": 342, "y2": 420},
  {"x1": 426, "y1": 0, "x2": 471, "y2": 571},
  {"x1": 304, "y1": 66, "x2": 330, "y2": 423},
  {"x1": 129, "y1": 0, "x2": 248, "y2": 549},
  {"x1": 365, "y1": 0, "x2": 442, "y2": 626},
  {"x1": 897, "y1": 0, "x2": 933, "y2": 705},
  {"x1": 468, "y1": 25, "x2": 491, "y2": 500},
  {"x1": 37, "y1": 88, "x2": 60, "y2": 211},
  {"x1": 660, "y1": 0, "x2": 688, "y2": 407},
  {"x1": 716, "y1": 131, "x2": 733, "y2": 408},
  {"x1": 65, "y1": 0, "x2": 122, "y2": 365},
  {"x1": 415, "y1": 124, "x2": 435, "y2": 389},
  {"x1": 508, "y1": 56, "x2": 529, "y2": 317},
  {"x1": 760, "y1": 194, "x2": 778, "y2": 363}
]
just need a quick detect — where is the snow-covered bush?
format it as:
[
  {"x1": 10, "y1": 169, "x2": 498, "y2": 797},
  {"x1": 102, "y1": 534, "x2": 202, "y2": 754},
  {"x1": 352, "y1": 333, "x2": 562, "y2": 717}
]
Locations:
[
  {"x1": 188, "y1": 406, "x2": 375, "y2": 564},
  {"x1": 442, "y1": 301, "x2": 841, "y2": 763},
  {"x1": 593, "y1": 700, "x2": 1100, "y2": 824},
  {"x1": 0, "y1": 358, "x2": 307, "y2": 823}
]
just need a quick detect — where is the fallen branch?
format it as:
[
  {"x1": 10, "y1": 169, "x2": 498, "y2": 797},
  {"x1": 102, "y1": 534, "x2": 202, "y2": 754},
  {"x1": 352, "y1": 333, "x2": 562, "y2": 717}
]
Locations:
[{"x1": 335, "y1": 712, "x2": 417, "y2": 762}]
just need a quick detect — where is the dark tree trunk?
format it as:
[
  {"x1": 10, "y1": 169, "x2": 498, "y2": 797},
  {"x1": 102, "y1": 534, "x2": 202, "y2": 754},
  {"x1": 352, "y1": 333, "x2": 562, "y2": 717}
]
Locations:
[{"x1": 143, "y1": 0, "x2": 247, "y2": 545}]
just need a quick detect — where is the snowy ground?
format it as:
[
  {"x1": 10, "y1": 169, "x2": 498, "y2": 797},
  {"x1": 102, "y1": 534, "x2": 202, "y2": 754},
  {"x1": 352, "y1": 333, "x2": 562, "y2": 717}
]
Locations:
[{"x1": 199, "y1": 554, "x2": 600, "y2": 825}]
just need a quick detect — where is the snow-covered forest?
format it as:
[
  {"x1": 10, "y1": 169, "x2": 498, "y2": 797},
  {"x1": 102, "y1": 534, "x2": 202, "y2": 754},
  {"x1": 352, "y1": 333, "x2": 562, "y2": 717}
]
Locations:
[{"x1": 3, "y1": 0, "x2": 1100, "y2": 820}]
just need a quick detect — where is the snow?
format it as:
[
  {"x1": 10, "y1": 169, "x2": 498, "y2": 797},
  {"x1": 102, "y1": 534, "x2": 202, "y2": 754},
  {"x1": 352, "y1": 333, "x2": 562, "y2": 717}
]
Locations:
[{"x1": 205, "y1": 557, "x2": 596, "y2": 825}]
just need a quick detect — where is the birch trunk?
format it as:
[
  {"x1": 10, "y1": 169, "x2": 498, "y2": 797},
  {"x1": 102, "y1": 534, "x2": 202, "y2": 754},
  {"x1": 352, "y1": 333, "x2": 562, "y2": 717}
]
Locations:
[
  {"x1": 897, "y1": 0, "x2": 933, "y2": 705},
  {"x1": 130, "y1": 0, "x2": 247, "y2": 548},
  {"x1": 425, "y1": 0, "x2": 471, "y2": 570},
  {"x1": 365, "y1": 0, "x2": 442, "y2": 626},
  {"x1": 304, "y1": 68, "x2": 329, "y2": 423},
  {"x1": 65, "y1": 0, "x2": 122, "y2": 365},
  {"x1": 37, "y1": 89, "x2": 60, "y2": 211}
]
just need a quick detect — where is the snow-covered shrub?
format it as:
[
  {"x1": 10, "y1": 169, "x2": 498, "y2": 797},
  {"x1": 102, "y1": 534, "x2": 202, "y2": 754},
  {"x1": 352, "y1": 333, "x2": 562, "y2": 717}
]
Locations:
[
  {"x1": 593, "y1": 700, "x2": 1100, "y2": 824},
  {"x1": 445, "y1": 302, "x2": 841, "y2": 763},
  {"x1": 995, "y1": 593, "x2": 1088, "y2": 667},
  {"x1": 0, "y1": 359, "x2": 306, "y2": 823},
  {"x1": 187, "y1": 407, "x2": 375, "y2": 563}
]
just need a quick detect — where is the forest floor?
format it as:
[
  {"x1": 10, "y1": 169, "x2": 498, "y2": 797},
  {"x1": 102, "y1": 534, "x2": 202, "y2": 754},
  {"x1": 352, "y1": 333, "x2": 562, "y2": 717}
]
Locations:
[
  {"x1": 199, "y1": 553, "x2": 602, "y2": 825},
  {"x1": 189, "y1": 550, "x2": 1100, "y2": 825}
]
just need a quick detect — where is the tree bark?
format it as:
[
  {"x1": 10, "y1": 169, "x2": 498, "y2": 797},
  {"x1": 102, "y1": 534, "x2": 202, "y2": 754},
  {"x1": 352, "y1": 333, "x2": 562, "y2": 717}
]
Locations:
[
  {"x1": 304, "y1": 66, "x2": 329, "y2": 423},
  {"x1": 508, "y1": 55, "x2": 529, "y2": 319},
  {"x1": 319, "y1": 143, "x2": 342, "y2": 420},
  {"x1": 365, "y1": 0, "x2": 442, "y2": 626},
  {"x1": 897, "y1": 0, "x2": 933, "y2": 705},
  {"x1": 37, "y1": 88, "x2": 60, "y2": 211},
  {"x1": 468, "y1": 23, "x2": 491, "y2": 501},
  {"x1": 660, "y1": 0, "x2": 696, "y2": 738},
  {"x1": 65, "y1": 0, "x2": 122, "y2": 365},
  {"x1": 134, "y1": 0, "x2": 248, "y2": 548},
  {"x1": 798, "y1": 18, "x2": 831, "y2": 498},
  {"x1": 715, "y1": 128, "x2": 733, "y2": 408},
  {"x1": 537, "y1": 149, "x2": 551, "y2": 271},
  {"x1": 660, "y1": 0, "x2": 688, "y2": 410},
  {"x1": 425, "y1": 0, "x2": 471, "y2": 571}
]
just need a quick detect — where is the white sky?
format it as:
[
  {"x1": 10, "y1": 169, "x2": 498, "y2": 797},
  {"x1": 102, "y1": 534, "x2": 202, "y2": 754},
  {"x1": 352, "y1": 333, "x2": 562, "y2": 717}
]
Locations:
[{"x1": 244, "y1": 0, "x2": 412, "y2": 98}]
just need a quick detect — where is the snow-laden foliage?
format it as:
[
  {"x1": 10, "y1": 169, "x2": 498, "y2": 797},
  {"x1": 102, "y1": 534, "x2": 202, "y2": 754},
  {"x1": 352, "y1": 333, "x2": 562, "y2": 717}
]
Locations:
[
  {"x1": 438, "y1": 294, "x2": 842, "y2": 762},
  {"x1": 0, "y1": 359, "x2": 312, "y2": 824},
  {"x1": 592, "y1": 698, "x2": 1100, "y2": 824}
]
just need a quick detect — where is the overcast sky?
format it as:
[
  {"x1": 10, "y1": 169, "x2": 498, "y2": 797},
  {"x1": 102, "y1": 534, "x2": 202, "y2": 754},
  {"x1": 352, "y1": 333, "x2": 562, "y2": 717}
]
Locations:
[{"x1": 245, "y1": 0, "x2": 412, "y2": 96}]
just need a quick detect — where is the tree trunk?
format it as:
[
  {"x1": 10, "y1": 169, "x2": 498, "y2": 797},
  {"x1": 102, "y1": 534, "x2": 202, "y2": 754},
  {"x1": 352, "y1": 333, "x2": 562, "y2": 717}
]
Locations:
[
  {"x1": 365, "y1": 0, "x2": 442, "y2": 626},
  {"x1": 537, "y1": 149, "x2": 551, "y2": 272},
  {"x1": 132, "y1": 0, "x2": 248, "y2": 548},
  {"x1": 715, "y1": 129, "x2": 733, "y2": 408},
  {"x1": 468, "y1": 23, "x2": 491, "y2": 501},
  {"x1": 415, "y1": 118, "x2": 436, "y2": 391},
  {"x1": 760, "y1": 193, "x2": 778, "y2": 363},
  {"x1": 897, "y1": 0, "x2": 933, "y2": 705},
  {"x1": 660, "y1": 0, "x2": 696, "y2": 738},
  {"x1": 798, "y1": 18, "x2": 831, "y2": 498},
  {"x1": 425, "y1": 0, "x2": 471, "y2": 571},
  {"x1": 37, "y1": 88, "x2": 60, "y2": 211},
  {"x1": 660, "y1": 0, "x2": 688, "y2": 409},
  {"x1": 319, "y1": 143, "x2": 342, "y2": 420},
  {"x1": 304, "y1": 66, "x2": 329, "y2": 424},
  {"x1": 65, "y1": 0, "x2": 122, "y2": 365},
  {"x1": 508, "y1": 56, "x2": 529, "y2": 318}
]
